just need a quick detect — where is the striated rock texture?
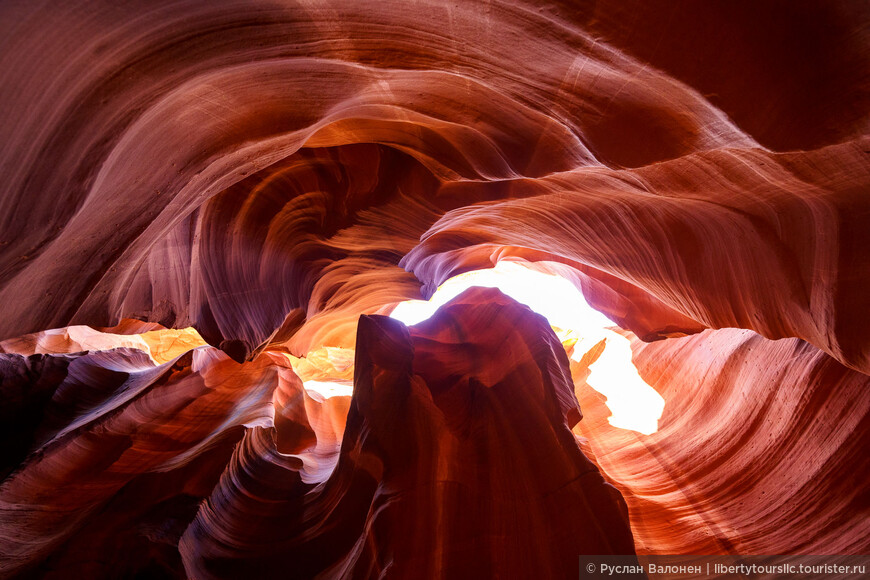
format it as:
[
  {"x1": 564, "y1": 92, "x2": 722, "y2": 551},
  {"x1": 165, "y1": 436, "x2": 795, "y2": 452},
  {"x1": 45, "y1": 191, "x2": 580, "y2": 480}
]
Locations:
[
  {"x1": 0, "y1": 289, "x2": 636, "y2": 578},
  {"x1": 0, "y1": 0, "x2": 868, "y2": 372},
  {"x1": 572, "y1": 328, "x2": 870, "y2": 555},
  {"x1": 0, "y1": 345, "x2": 283, "y2": 577},
  {"x1": 0, "y1": 0, "x2": 868, "y2": 577},
  {"x1": 180, "y1": 289, "x2": 636, "y2": 579}
]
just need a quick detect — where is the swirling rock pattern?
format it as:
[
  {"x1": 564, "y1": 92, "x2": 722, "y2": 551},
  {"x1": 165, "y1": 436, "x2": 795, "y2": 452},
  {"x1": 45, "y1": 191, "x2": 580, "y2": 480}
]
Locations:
[
  {"x1": 572, "y1": 328, "x2": 870, "y2": 555},
  {"x1": 0, "y1": 0, "x2": 868, "y2": 577},
  {"x1": 181, "y1": 288, "x2": 636, "y2": 579},
  {"x1": 0, "y1": 345, "x2": 282, "y2": 577},
  {"x1": 2, "y1": 0, "x2": 868, "y2": 371}
]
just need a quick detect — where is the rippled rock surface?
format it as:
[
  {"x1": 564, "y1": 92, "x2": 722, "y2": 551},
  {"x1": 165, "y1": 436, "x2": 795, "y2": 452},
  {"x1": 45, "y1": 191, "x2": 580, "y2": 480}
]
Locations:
[
  {"x1": 0, "y1": 0, "x2": 868, "y2": 577},
  {"x1": 1, "y1": 290, "x2": 636, "y2": 578}
]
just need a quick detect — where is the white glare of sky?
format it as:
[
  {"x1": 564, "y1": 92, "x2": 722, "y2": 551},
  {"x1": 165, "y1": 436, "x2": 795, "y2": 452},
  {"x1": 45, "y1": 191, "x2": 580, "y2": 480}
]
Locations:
[{"x1": 389, "y1": 261, "x2": 664, "y2": 434}]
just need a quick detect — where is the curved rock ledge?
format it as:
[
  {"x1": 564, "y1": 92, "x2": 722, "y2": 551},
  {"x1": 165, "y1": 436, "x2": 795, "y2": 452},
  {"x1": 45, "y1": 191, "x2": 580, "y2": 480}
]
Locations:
[{"x1": 0, "y1": 0, "x2": 867, "y2": 577}]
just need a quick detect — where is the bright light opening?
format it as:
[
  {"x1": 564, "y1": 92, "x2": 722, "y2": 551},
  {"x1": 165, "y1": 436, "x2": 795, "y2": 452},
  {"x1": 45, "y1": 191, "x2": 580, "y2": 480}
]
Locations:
[
  {"x1": 390, "y1": 261, "x2": 664, "y2": 435},
  {"x1": 302, "y1": 380, "x2": 354, "y2": 401},
  {"x1": 0, "y1": 323, "x2": 207, "y2": 365},
  {"x1": 286, "y1": 346, "x2": 356, "y2": 401}
]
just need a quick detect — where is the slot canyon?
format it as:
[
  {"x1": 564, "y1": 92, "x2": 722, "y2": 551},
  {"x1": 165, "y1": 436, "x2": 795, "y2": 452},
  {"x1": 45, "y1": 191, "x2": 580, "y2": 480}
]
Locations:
[{"x1": 0, "y1": 1, "x2": 868, "y2": 578}]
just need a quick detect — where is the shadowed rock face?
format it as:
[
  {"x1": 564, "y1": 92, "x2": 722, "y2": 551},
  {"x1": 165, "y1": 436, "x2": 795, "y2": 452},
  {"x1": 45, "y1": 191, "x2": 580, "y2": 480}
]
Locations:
[
  {"x1": 0, "y1": 289, "x2": 636, "y2": 578},
  {"x1": 179, "y1": 289, "x2": 637, "y2": 579},
  {"x1": 0, "y1": 0, "x2": 868, "y2": 577}
]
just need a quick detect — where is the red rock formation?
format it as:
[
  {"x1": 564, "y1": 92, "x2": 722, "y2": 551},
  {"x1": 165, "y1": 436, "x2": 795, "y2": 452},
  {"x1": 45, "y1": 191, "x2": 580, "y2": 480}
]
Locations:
[
  {"x1": 573, "y1": 328, "x2": 870, "y2": 555},
  {"x1": 0, "y1": 346, "x2": 282, "y2": 577},
  {"x1": 180, "y1": 288, "x2": 635, "y2": 579},
  {"x1": 0, "y1": 0, "x2": 868, "y2": 577},
  {"x1": 2, "y1": 0, "x2": 867, "y2": 372}
]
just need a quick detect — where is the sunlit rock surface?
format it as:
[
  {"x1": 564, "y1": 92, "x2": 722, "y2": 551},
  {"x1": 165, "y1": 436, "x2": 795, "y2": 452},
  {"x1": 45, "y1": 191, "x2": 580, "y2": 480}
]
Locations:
[
  {"x1": 0, "y1": 0, "x2": 868, "y2": 577},
  {"x1": 0, "y1": 322, "x2": 207, "y2": 365},
  {"x1": 181, "y1": 288, "x2": 636, "y2": 579},
  {"x1": 572, "y1": 328, "x2": 870, "y2": 555},
  {"x1": 2, "y1": 0, "x2": 868, "y2": 372},
  {"x1": 0, "y1": 345, "x2": 279, "y2": 577}
]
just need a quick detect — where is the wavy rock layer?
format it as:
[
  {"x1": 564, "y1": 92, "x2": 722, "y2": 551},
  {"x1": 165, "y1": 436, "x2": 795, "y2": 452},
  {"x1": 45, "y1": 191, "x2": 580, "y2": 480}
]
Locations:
[
  {"x1": 0, "y1": 345, "x2": 281, "y2": 577},
  {"x1": 0, "y1": 0, "x2": 868, "y2": 577},
  {"x1": 3, "y1": 298, "x2": 868, "y2": 577},
  {"x1": 1, "y1": 0, "x2": 868, "y2": 372},
  {"x1": 1, "y1": 291, "x2": 636, "y2": 578},
  {"x1": 572, "y1": 328, "x2": 870, "y2": 555},
  {"x1": 181, "y1": 288, "x2": 636, "y2": 579}
]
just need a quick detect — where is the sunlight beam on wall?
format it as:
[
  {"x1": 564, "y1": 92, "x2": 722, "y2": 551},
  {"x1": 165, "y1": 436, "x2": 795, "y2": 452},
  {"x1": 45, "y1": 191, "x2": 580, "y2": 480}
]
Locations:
[{"x1": 390, "y1": 261, "x2": 664, "y2": 435}]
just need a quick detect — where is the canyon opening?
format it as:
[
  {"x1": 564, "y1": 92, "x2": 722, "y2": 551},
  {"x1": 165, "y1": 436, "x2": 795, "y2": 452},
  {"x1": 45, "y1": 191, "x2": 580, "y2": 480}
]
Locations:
[{"x1": 389, "y1": 261, "x2": 665, "y2": 435}]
